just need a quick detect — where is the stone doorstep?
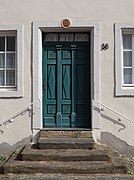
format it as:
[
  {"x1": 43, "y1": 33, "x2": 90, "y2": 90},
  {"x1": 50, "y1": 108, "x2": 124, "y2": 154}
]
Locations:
[
  {"x1": 1, "y1": 137, "x2": 130, "y2": 176},
  {"x1": 1, "y1": 142, "x2": 129, "y2": 176},
  {"x1": 3, "y1": 160, "x2": 127, "y2": 175},
  {"x1": 39, "y1": 130, "x2": 92, "y2": 138},
  {"x1": 21, "y1": 144, "x2": 111, "y2": 162},
  {"x1": 38, "y1": 138, "x2": 95, "y2": 149},
  {"x1": 2, "y1": 144, "x2": 128, "y2": 175}
]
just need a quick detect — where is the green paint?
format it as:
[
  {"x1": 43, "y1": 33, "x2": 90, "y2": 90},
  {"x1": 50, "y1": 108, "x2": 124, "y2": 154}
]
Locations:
[{"x1": 42, "y1": 42, "x2": 91, "y2": 128}]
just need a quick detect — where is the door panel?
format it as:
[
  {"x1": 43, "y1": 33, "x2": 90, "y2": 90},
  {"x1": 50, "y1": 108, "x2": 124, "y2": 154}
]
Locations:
[
  {"x1": 47, "y1": 65, "x2": 56, "y2": 99},
  {"x1": 62, "y1": 65, "x2": 71, "y2": 99},
  {"x1": 42, "y1": 42, "x2": 90, "y2": 128}
]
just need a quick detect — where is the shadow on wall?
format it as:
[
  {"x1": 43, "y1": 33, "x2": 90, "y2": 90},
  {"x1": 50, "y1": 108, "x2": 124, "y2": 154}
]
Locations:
[
  {"x1": 0, "y1": 105, "x2": 33, "y2": 134},
  {"x1": 100, "y1": 132, "x2": 134, "y2": 157},
  {"x1": 101, "y1": 114, "x2": 125, "y2": 132},
  {"x1": 93, "y1": 105, "x2": 134, "y2": 157},
  {"x1": 93, "y1": 106, "x2": 126, "y2": 132},
  {"x1": 0, "y1": 106, "x2": 34, "y2": 156},
  {"x1": 0, "y1": 136, "x2": 31, "y2": 157}
]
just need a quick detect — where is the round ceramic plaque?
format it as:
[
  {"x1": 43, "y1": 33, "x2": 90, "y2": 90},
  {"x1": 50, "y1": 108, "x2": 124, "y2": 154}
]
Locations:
[{"x1": 61, "y1": 18, "x2": 72, "y2": 28}]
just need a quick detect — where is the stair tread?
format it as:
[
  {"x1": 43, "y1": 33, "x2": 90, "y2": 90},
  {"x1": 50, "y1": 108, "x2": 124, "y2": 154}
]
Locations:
[
  {"x1": 40, "y1": 130, "x2": 92, "y2": 138},
  {"x1": 23, "y1": 148, "x2": 108, "y2": 156},
  {"x1": 4, "y1": 160, "x2": 127, "y2": 174},
  {"x1": 22, "y1": 148, "x2": 110, "y2": 161},
  {"x1": 38, "y1": 138, "x2": 94, "y2": 143},
  {"x1": 38, "y1": 138, "x2": 95, "y2": 149},
  {"x1": 4, "y1": 160, "x2": 119, "y2": 166},
  {"x1": 4, "y1": 160, "x2": 126, "y2": 170},
  {"x1": 21, "y1": 144, "x2": 111, "y2": 161}
]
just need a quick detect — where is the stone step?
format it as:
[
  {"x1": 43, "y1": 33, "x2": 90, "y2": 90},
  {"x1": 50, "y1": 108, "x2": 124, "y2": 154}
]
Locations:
[
  {"x1": 3, "y1": 160, "x2": 127, "y2": 174},
  {"x1": 40, "y1": 129, "x2": 92, "y2": 138},
  {"x1": 38, "y1": 138, "x2": 95, "y2": 149},
  {"x1": 21, "y1": 144, "x2": 110, "y2": 162}
]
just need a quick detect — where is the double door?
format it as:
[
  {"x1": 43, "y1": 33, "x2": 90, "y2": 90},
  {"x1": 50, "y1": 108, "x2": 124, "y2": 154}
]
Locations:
[{"x1": 42, "y1": 42, "x2": 90, "y2": 128}]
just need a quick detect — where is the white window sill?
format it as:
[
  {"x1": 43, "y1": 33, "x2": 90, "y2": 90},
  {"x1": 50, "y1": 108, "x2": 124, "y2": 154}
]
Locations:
[
  {"x1": 116, "y1": 85, "x2": 134, "y2": 96},
  {"x1": 0, "y1": 90, "x2": 23, "y2": 97},
  {"x1": 122, "y1": 85, "x2": 134, "y2": 87}
]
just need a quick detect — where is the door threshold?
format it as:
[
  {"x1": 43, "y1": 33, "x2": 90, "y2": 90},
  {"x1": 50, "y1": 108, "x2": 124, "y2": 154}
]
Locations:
[{"x1": 41, "y1": 128, "x2": 92, "y2": 131}]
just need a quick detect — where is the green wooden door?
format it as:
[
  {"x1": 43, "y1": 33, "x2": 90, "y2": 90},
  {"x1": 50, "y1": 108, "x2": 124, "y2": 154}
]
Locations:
[{"x1": 42, "y1": 42, "x2": 90, "y2": 128}]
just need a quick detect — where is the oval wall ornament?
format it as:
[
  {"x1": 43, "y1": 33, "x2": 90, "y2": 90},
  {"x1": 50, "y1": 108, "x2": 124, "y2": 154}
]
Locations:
[{"x1": 61, "y1": 18, "x2": 72, "y2": 29}]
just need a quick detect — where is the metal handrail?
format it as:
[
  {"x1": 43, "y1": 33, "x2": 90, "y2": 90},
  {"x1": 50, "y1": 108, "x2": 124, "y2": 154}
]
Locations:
[
  {"x1": 0, "y1": 101, "x2": 38, "y2": 128},
  {"x1": 0, "y1": 99, "x2": 131, "y2": 133},
  {"x1": 92, "y1": 100, "x2": 131, "y2": 123}
]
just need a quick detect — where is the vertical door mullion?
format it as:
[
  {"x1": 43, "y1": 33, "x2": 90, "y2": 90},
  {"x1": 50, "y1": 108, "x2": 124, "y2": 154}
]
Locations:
[
  {"x1": 56, "y1": 46, "x2": 62, "y2": 127},
  {"x1": 71, "y1": 47, "x2": 76, "y2": 127}
]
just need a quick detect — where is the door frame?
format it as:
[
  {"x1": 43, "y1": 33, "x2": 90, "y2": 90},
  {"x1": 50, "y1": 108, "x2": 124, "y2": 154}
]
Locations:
[{"x1": 32, "y1": 20, "x2": 101, "y2": 142}]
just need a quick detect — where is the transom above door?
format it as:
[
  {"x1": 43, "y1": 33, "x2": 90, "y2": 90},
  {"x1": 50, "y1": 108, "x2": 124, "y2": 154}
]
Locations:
[{"x1": 42, "y1": 33, "x2": 91, "y2": 128}]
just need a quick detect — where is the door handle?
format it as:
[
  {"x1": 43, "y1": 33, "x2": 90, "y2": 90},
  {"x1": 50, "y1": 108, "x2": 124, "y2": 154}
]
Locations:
[{"x1": 43, "y1": 81, "x2": 47, "y2": 89}]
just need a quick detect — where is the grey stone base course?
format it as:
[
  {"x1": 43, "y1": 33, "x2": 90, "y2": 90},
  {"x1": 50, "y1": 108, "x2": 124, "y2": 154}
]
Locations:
[
  {"x1": 101, "y1": 132, "x2": 134, "y2": 157},
  {"x1": 0, "y1": 136, "x2": 31, "y2": 157}
]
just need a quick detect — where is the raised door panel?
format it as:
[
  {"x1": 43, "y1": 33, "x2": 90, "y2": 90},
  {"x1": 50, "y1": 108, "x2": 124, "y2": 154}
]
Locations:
[
  {"x1": 43, "y1": 47, "x2": 57, "y2": 127},
  {"x1": 61, "y1": 48, "x2": 72, "y2": 127}
]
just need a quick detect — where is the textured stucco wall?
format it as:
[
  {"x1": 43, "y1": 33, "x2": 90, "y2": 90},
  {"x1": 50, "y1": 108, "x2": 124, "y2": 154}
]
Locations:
[{"x1": 0, "y1": 0, "x2": 133, "y2": 150}]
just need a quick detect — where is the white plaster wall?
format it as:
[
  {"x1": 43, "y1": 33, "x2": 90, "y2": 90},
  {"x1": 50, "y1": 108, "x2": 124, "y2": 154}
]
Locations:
[{"x1": 0, "y1": 0, "x2": 134, "y2": 146}]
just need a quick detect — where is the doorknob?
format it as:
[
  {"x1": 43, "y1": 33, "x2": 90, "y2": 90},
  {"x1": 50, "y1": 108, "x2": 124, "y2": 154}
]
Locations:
[{"x1": 43, "y1": 81, "x2": 47, "y2": 88}]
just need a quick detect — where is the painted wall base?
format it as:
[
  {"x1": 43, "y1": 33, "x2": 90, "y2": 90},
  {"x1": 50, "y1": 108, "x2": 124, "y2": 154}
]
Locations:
[
  {"x1": 101, "y1": 132, "x2": 134, "y2": 157},
  {"x1": 0, "y1": 136, "x2": 31, "y2": 157}
]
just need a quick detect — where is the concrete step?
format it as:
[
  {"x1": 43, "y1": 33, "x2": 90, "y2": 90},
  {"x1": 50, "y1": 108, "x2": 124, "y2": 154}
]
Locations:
[
  {"x1": 3, "y1": 160, "x2": 127, "y2": 175},
  {"x1": 38, "y1": 138, "x2": 95, "y2": 149},
  {"x1": 21, "y1": 144, "x2": 110, "y2": 162},
  {"x1": 2, "y1": 142, "x2": 129, "y2": 176},
  {"x1": 40, "y1": 129, "x2": 92, "y2": 138}
]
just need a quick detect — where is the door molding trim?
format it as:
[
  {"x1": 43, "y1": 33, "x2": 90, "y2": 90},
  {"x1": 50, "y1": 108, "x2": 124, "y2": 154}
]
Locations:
[{"x1": 32, "y1": 20, "x2": 101, "y2": 142}]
